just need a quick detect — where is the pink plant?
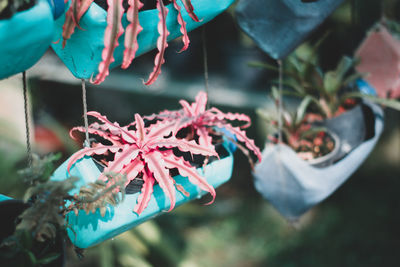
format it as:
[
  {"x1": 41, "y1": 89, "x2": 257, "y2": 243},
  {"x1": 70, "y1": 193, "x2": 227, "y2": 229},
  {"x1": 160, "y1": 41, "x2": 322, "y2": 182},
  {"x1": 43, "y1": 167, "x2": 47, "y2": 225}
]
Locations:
[
  {"x1": 145, "y1": 91, "x2": 262, "y2": 166},
  {"x1": 68, "y1": 111, "x2": 218, "y2": 214},
  {"x1": 62, "y1": 0, "x2": 198, "y2": 85}
]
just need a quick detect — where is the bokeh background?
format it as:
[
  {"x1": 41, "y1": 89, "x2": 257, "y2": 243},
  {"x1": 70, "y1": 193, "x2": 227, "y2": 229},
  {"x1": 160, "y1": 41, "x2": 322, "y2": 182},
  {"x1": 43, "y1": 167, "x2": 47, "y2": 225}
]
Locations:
[{"x1": 1, "y1": 0, "x2": 400, "y2": 266}]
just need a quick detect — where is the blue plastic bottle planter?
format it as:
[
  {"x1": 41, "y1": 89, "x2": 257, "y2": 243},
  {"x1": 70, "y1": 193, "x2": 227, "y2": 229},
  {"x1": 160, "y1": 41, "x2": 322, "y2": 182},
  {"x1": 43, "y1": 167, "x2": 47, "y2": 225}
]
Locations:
[
  {"x1": 235, "y1": 0, "x2": 344, "y2": 59},
  {"x1": 51, "y1": 141, "x2": 234, "y2": 248},
  {"x1": 0, "y1": 0, "x2": 65, "y2": 79},
  {"x1": 253, "y1": 102, "x2": 384, "y2": 220},
  {"x1": 51, "y1": 0, "x2": 235, "y2": 79},
  {"x1": 0, "y1": 194, "x2": 12, "y2": 202}
]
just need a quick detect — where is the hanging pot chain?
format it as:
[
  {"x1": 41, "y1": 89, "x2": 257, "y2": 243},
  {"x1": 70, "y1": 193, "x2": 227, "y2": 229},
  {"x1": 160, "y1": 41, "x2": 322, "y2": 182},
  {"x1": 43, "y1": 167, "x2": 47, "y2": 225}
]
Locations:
[
  {"x1": 277, "y1": 60, "x2": 283, "y2": 145},
  {"x1": 81, "y1": 79, "x2": 90, "y2": 148},
  {"x1": 22, "y1": 71, "x2": 33, "y2": 168},
  {"x1": 202, "y1": 26, "x2": 210, "y2": 109}
]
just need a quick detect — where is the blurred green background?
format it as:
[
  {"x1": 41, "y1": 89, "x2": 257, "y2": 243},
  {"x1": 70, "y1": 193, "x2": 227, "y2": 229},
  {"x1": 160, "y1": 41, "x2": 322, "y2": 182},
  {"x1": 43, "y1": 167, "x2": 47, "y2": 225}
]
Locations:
[{"x1": 1, "y1": 0, "x2": 400, "y2": 266}]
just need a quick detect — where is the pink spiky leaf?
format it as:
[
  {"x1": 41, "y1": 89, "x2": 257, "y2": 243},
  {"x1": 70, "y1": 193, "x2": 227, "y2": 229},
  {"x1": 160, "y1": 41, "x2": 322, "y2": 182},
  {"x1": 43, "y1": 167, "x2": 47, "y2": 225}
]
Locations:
[
  {"x1": 93, "y1": 0, "x2": 125, "y2": 84},
  {"x1": 67, "y1": 145, "x2": 122, "y2": 172},
  {"x1": 76, "y1": 0, "x2": 94, "y2": 24},
  {"x1": 122, "y1": 0, "x2": 143, "y2": 69},
  {"x1": 180, "y1": 0, "x2": 200, "y2": 22},
  {"x1": 70, "y1": 126, "x2": 123, "y2": 146},
  {"x1": 133, "y1": 168, "x2": 155, "y2": 214},
  {"x1": 172, "y1": 0, "x2": 190, "y2": 52},
  {"x1": 144, "y1": 151, "x2": 176, "y2": 212},
  {"x1": 104, "y1": 146, "x2": 140, "y2": 174},
  {"x1": 135, "y1": 113, "x2": 145, "y2": 142},
  {"x1": 120, "y1": 157, "x2": 144, "y2": 186},
  {"x1": 163, "y1": 151, "x2": 216, "y2": 204},
  {"x1": 196, "y1": 126, "x2": 214, "y2": 150},
  {"x1": 87, "y1": 111, "x2": 137, "y2": 143},
  {"x1": 144, "y1": 0, "x2": 169, "y2": 85},
  {"x1": 148, "y1": 138, "x2": 217, "y2": 157},
  {"x1": 207, "y1": 107, "x2": 252, "y2": 129},
  {"x1": 217, "y1": 123, "x2": 262, "y2": 162}
]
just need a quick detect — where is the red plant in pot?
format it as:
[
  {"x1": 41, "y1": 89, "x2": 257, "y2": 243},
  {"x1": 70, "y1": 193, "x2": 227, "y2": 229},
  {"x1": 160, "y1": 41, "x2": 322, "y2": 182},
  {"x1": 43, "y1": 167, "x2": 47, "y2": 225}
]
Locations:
[
  {"x1": 62, "y1": 0, "x2": 197, "y2": 85},
  {"x1": 68, "y1": 111, "x2": 218, "y2": 214}
]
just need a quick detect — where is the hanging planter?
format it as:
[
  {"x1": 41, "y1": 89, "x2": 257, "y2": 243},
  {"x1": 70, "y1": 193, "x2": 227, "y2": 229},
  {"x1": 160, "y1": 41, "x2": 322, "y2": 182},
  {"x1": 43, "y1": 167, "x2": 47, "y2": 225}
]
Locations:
[
  {"x1": 235, "y1": 0, "x2": 344, "y2": 59},
  {"x1": 51, "y1": 91, "x2": 261, "y2": 248},
  {"x1": 52, "y1": 139, "x2": 234, "y2": 248},
  {"x1": 0, "y1": 0, "x2": 65, "y2": 79},
  {"x1": 253, "y1": 100, "x2": 384, "y2": 220},
  {"x1": 0, "y1": 195, "x2": 66, "y2": 266},
  {"x1": 250, "y1": 48, "x2": 400, "y2": 219},
  {"x1": 356, "y1": 22, "x2": 400, "y2": 99},
  {"x1": 51, "y1": 0, "x2": 235, "y2": 83}
]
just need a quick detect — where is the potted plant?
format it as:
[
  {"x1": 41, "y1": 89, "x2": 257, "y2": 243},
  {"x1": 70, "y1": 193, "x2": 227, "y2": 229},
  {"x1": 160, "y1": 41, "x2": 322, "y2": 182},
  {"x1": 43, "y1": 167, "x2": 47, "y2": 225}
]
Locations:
[
  {"x1": 0, "y1": 154, "x2": 127, "y2": 264},
  {"x1": 52, "y1": 91, "x2": 261, "y2": 248},
  {"x1": 51, "y1": 0, "x2": 235, "y2": 84},
  {"x1": 0, "y1": 0, "x2": 65, "y2": 79},
  {"x1": 235, "y1": 0, "x2": 344, "y2": 60},
  {"x1": 250, "y1": 48, "x2": 398, "y2": 219},
  {"x1": 356, "y1": 20, "x2": 400, "y2": 99}
]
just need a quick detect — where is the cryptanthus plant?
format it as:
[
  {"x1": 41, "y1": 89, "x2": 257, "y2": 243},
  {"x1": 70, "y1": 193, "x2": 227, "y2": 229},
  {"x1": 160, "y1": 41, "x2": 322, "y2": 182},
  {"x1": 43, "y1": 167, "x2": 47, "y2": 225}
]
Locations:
[
  {"x1": 68, "y1": 111, "x2": 218, "y2": 214},
  {"x1": 68, "y1": 92, "x2": 261, "y2": 214},
  {"x1": 62, "y1": 0, "x2": 197, "y2": 85},
  {"x1": 144, "y1": 91, "x2": 262, "y2": 167}
]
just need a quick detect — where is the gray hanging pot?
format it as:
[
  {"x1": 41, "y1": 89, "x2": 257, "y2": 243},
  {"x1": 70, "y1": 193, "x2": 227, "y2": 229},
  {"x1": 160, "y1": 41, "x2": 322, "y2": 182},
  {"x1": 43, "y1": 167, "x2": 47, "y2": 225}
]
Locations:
[
  {"x1": 235, "y1": 0, "x2": 345, "y2": 59},
  {"x1": 253, "y1": 101, "x2": 384, "y2": 220}
]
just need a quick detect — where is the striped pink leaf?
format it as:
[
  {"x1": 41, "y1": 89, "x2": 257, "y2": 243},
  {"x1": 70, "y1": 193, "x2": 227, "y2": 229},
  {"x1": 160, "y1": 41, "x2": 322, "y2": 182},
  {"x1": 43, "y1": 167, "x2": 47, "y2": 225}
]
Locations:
[
  {"x1": 105, "y1": 146, "x2": 140, "y2": 174},
  {"x1": 144, "y1": 0, "x2": 169, "y2": 85},
  {"x1": 70, "y1": 126, "x2": 123, "y2": 145},
  {"x1": 122, "y1": 0, "x2": 143, "y2": 69},
  {"x1": 180, "y1": 0, "x2": 200, "y2": 22},
  {"x1": 144, "y1": 151, "x2": 176, "y2": 211},
  {"x1": 92, "y1": 0, "x2": 125, "y2": 84},
  {"x1": 148, "y1": 138, "x2": 217, "y2": 156},
  {"x1": 120, "y1": 157, "x2": 144, "y2": 186},
  {"x1": 217, "y1": 123, "x2": 262, "y2": 162},
  {"x1": 87, "y1": 111, "x2": 137, "y2": 143},
  {"x1": 133, "y1": 168, "x2": 155, "y2": 214},
  {"x1": 172, "y1": 0, "x2": 190, "y2": 52},
  {"x1": 67, "y1": 144, "x2": 122, "y2": 172},
  {"x1": 163, "y1": 151, "x2": 216, "y2": 204}
]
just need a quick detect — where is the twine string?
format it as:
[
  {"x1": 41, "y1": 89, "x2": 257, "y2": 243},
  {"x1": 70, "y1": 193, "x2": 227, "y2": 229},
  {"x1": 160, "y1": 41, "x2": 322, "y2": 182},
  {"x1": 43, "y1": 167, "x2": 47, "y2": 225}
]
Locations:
[
  {"x1": 81, "y1": 79, "x2": 90, "y2": 148},
  {"x1": 22, "y1": 71, "x2": 32, "y2": 168}
]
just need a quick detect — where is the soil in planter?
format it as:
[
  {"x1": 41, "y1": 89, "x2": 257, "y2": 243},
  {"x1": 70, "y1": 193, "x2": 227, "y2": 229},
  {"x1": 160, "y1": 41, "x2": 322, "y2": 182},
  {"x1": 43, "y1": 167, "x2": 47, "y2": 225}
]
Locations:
[
  {"x1": 295, "y1": 131, "x2": 336, "y2": 162},
  {"x1": 0, "y1": 0, "x2": 36, "y2": 19},
  {"x1": 94, "y1": 0, "x2": 170, "y2": 13}
]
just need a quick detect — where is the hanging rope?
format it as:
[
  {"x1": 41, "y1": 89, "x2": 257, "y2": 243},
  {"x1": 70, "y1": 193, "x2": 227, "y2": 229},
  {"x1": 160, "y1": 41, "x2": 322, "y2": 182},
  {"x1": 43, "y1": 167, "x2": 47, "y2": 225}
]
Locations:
[
  {"x1": 277, "y1": 60, "x2": 283, "y2": 145},
  {"x1": 202, "y1": 26, "x2": 210, "y2": 109},
  {"x1": 81, "y1": 79, "x2": 90, "y2": 148},
  {"x1": 22, "y1": 71, "x2": 32, "y2": 168}
]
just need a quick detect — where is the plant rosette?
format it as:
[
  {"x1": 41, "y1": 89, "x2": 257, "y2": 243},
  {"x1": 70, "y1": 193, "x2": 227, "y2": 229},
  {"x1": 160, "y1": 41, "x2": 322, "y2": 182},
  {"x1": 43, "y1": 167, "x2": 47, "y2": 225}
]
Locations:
[
  {"x1": 0, "y1": 195, "x2": 65, "y2": 266},
  {"x1": 253, "y1": 101, "x2": 384, "y2": 220},
  {"x1": 51, "y1": 91, "x2": 260, "y2": 248},
  {"x1": 51, "y1": 0, "x2": 235, "y2": 83},
  {"x1": 0, "y1": 0, "x2": 65, "y2": 79}
]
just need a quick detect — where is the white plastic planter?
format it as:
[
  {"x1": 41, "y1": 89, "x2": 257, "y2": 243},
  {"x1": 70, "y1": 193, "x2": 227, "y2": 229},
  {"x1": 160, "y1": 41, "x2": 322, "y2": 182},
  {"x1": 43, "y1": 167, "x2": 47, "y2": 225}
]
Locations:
[{"x1": 253, "y1": 101, "x2": 384, "y2": 220}]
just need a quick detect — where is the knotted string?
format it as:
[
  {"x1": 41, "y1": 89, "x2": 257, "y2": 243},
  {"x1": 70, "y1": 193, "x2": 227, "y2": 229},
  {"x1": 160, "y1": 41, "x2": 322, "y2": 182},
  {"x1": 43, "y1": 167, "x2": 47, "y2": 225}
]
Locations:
[
  {"x1": 22, "y1": 71, "x2": 32, "y2": 169},
  {"x1": 202, "y1": 26, "x2": 210, "y2": 110},
  {"x1": 81, "y1": 79, "x2": 90, "y2": 148}
]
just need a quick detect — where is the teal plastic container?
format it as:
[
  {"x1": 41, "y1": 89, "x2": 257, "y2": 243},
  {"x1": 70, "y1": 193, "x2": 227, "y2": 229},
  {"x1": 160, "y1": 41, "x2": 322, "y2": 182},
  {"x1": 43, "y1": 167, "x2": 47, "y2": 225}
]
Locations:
[
  {"x1": 0, "y1": 194, "x2": 12, "y2": 202},
  {"x1": 51, "y1": 0, "x2": 235, "y2": 79},
  {"x1": 0, "y1": 0, "x2": 55, "y2": 79},
  {"x1": 51, "y1": 141, "x2": 234, "y2": 248}
]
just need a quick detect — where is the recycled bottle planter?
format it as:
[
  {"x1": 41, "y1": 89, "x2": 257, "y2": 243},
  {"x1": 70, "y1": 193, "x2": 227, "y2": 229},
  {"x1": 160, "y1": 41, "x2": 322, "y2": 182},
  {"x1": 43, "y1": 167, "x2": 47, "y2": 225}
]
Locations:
[
  {"x1": 0, "y1": 195, "x2": 65, "y2": 266},
  {"x1": 356, "y1": 25, "x2": 400, "y2": 99},
  {"x1": 253, "y1": 101, "x2": 384, "y2": 220},
  {"x1": 51, "y1": 140, "x2": 235, "y2": 248},
  {"x1": 51, "y1": 0, "x2": 235, "y2": 79},
  {"x1": 0, "y1": 0, "x2": 65, "y2": 79},
  {"x1": 235, "y1": 0, "x2": 344, "y2": 59}
]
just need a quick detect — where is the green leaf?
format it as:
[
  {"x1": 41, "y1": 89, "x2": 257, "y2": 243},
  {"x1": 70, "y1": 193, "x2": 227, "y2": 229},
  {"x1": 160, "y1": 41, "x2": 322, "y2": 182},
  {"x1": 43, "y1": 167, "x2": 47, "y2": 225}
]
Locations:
[
  {"x1": 343, "y1": 92, "x2": 400, "y2": 111},
  {"x1": 37, "y1": 253, "x2": 61, "y2": 265},
  {"x1": 323, "y1": 71, "x2": 341, "y2": 94},
  {"x1": 295, "y1": 96, "x2": 313, "y2": 125}
]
